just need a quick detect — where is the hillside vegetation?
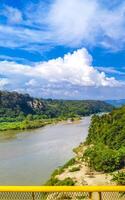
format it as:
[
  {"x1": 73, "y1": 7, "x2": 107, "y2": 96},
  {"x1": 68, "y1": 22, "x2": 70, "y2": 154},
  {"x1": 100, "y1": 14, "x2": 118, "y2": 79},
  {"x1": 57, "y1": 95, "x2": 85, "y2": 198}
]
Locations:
[
  {"x1": 0, "y1": 90, "x2": 113, "y2": 131},
  {"x1": 83, "y1": 106, "x2": 125, "y2": 183},
  {"x1": 0, "y1": 91, "x2": 113, "y2": 118},
  {"x1": 86, "y1": 106, "x2": 125, "y2": 149}
]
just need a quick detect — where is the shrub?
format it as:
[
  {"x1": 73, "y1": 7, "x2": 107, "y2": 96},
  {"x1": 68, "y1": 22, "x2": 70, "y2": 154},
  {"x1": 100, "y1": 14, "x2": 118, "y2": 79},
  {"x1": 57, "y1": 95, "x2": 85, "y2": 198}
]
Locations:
[
  {"x1": 111, "y1": 171, "x2": 125, "y2": 185},
  {"x1": 83, "y1": 144, "x2": 125, "y2": 172},
  {"x1": 111, "y1": 172, "x2": 125, "y2": 197},
  {"x1": 51, "y1": 167, "x2": 65, "y2": 177},
  {"x1": 57, "y1": 177, "x2": 75, "y2": 186},
  {"x1": 69, "y1": 166, "x2": 80, "y2": 172},
  {"x1": 45, "y1": 177, "x2": 75, "y2": 186},
  {"x1": 63, "y1": 158, "x2": 76, "y2": 168}
]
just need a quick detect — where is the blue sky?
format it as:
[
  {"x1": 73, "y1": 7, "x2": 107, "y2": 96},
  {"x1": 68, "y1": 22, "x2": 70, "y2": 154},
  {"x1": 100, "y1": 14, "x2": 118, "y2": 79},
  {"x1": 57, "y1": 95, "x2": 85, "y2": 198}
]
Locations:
[{"x1": 0, "y1": 0, "x2": 125, "y2": 99}]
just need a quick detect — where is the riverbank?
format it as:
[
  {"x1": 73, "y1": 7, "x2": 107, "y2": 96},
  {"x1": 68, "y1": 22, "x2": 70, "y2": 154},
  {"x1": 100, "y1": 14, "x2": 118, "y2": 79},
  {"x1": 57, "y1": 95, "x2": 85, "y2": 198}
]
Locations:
[
  {"x1": 45, "y1": 143, "x2": 114, "y2": 186},
  {"x1": 46, "y1": 111, "x2": 125, "y2": 186},
  {"x1": 0, "y1": 116, "x2": 81, "y2": 131}
]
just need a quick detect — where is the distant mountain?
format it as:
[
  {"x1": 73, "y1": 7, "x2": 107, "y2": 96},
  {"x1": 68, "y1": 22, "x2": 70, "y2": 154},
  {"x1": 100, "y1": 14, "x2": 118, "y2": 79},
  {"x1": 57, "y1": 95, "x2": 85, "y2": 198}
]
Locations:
[
  {"x1": 0, "y1": 90, "x2": 113, "y2": 118},
  {"x1": 106, "y1": 99, "x2": 125, "y2": 107}
]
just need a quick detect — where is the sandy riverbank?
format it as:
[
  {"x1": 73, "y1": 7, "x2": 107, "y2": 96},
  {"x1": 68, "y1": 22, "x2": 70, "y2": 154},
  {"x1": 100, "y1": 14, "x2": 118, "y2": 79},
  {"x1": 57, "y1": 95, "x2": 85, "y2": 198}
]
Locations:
[
  {"x1": 56, "y1": 161, "x2": 113, "y2": 186},
  {"x1": 52, "y1": 144, "x2": 115, "y2": 186}
]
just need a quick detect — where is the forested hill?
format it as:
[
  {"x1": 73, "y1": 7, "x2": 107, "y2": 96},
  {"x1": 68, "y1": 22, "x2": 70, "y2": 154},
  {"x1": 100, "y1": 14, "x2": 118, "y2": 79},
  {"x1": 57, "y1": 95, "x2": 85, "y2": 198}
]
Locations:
[
  {"x1": 83, "y1": 105, "x2": 125, "y2": 175},
  {"x1": 0, "y1": 90, "x2": 113, "y2": 118},
  {"x1": 86, "y1": 106, "x2": 125, "y2": 149},
  {"x1": 0, "y1": 91, "x2": 45, "y2": 117}
]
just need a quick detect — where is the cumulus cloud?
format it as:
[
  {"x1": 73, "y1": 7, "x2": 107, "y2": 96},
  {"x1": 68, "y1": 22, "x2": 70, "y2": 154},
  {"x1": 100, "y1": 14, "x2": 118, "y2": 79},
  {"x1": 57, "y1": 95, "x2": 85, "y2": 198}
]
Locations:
[
  {"x1": 0, "y1": 48, "x2": 121, "y2": 88},
  {"x1": 0, "y1": 48, "x2": 124, "y2": 99},
  {"x1": 0, "y1": 78, "x2": 9, "y2": 89}
]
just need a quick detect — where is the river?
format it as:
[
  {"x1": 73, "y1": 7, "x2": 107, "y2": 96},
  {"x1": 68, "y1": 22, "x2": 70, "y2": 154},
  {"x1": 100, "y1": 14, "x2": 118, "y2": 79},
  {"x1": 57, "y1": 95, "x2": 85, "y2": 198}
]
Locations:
[{"x1": 0, "y1": 116, "x2": 91, "y2": 185}]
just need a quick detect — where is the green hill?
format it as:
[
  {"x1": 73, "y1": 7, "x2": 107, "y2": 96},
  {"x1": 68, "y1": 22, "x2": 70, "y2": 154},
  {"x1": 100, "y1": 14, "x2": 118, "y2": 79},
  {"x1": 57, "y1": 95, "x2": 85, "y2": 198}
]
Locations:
[
  {"x1": 0, "y1": 90, "x2": 113, "y2": 131},
  {"x1": 83, "y1": 106, "x2": 125, "y2": 176},
  {"x1": 0, "y1": 90, "x2": 113, "y2": 119},
  {"x1": 86, "y1": 106, "x2": 125, "y2": 149}
]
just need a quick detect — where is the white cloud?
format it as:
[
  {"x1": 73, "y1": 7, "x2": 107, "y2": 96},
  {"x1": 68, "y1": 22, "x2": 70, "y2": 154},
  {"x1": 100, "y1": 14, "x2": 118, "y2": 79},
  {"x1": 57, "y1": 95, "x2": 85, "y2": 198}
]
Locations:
[
  {"x1": 0, "y1": 48, "x2": 121, "y2": 89},
  {"x1": 34, "y1": 48, "x2": 121, "y2": 87},
  {"x1": 47, "y1": 0, "x2": 99, "y2": 46},
  {"x1": 0, "y1": 1, "x2": 125, "y2": 51},
  {"x1": 3, "y1": 6, "x2": 23, "y2": 24},
  {"x1": 25, "y1": 79, "x2": 38, "y2": 87},
  {"x1": 96, "y1": 67, "x2": 125, "y2": 75},
  {"x1": 0, "y1": 78, "x2": 9, "y2": 89},
  {"x1": 46, "y1": 0, "x2": 125, "y2": 49}
]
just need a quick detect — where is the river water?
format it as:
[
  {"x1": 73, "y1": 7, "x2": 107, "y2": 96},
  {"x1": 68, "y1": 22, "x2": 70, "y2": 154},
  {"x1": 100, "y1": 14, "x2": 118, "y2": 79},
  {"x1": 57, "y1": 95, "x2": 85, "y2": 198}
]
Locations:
[{"x1": 0, "y1": 116, "x2": 91, "y2": 185}]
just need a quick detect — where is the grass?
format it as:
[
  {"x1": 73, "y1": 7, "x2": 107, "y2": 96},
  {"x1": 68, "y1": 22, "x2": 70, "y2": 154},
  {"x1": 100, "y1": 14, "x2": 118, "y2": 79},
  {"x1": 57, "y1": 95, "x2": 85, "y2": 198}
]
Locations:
[
  {"x1": 0, "y1": 120, "x2": 51, "y2": 131},
  {"x1": 0, "y1": 116, "x2": 80, "y2": 131}
]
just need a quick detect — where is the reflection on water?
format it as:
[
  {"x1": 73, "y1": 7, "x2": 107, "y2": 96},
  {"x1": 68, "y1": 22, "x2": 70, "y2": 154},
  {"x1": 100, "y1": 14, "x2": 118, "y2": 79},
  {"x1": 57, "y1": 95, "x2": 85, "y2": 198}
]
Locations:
[{"x1": 0, "y1": 117, "x2": 91, "y2": 185}]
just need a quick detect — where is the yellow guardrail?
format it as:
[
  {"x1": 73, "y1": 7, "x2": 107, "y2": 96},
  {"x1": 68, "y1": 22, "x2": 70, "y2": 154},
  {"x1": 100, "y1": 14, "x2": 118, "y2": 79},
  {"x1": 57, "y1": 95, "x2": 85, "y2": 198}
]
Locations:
[
  {"x1": 0, "y1": 186, "x2": 124, "y2": 200},
  {"x1": 0, "y1": 186, "x2": 125, "y2": 192}
]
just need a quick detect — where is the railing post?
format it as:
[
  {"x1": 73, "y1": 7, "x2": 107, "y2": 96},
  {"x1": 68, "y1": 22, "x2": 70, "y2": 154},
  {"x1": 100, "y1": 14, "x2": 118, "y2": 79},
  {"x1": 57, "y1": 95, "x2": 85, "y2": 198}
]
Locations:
[
  {"x1": 98, "y1": 192, "x2": 102, "y2": 200},
  {"x1": 32, "y1": 192, "x2": 35, "y2": 200},
  {"x1": 89, "y1": 192, "x2": 93, "y2": 200}
]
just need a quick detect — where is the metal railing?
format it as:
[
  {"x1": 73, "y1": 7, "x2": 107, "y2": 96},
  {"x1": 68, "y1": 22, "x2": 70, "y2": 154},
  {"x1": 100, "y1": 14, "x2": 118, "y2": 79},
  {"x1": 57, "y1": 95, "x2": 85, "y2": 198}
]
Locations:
[{"x1": 0, "y1": 186, "x2": 125, "y2": 200}]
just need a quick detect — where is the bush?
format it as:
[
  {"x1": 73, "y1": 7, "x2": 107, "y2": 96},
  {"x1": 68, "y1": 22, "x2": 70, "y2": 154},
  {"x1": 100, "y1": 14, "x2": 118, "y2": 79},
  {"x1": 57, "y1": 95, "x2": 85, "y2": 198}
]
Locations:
[
  {"x1": 50, "y1": 158, "x2": 76, "y2": 178},
  {"x1": 45, "y1": 177, "x2": 75, "y2": 186},
  {"x1": 69, "y1": 166, "x2": 80, "y2": 172},
  {"x1": 57, "y1": 177, "x2": 75, "y2": 186},
  {"x1": 111, "y1": 171, "x2": 125, "y2": 185},
  {"x1": 63, "y1": 158, "x2": 76, "y2": 168},
  {"x1": 111, "y1": 172, "x2": 125, "y2": 197},
  {"x1": 83, "y1": 144, "x2": 125, "y2": 172},
  {"x1": 51, "y1": 167, "x2": 65, "y2": 177}
]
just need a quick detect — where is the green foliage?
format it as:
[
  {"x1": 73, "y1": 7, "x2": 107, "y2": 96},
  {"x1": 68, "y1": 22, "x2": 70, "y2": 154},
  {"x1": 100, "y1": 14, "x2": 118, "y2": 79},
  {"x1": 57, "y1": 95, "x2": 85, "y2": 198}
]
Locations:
[
  {"x1": 0, "y1": 90, "x2": 113, "y2": 119},
  {"x1": 46, "y1": 177, "x2": 75, "y2": 186},
  {"x1": 43, "y1": 99, "x2": 113, "y2": 118},
  {"x1": 26, "y1": 114, "x2": 33, "y2": 121},
  {"x1": 63, "y1": 158, "x2": 76, "y2": 168},
  {"x1": 111, "y1": 171, "x2": 125, "y2": 185},
  {"x1": 83, "y1": 144, "x2": 125, "y2": 172},
  {"x1": 0, "y1": 90, "x2": 113, "y2": 131},
  {"x1": 77, "y1": 194, "x2": 86, "y2": 199},
  {"x1": 83, "y1": 105, "x2": 125, "y2": 174},
  {"x1": 51, "y1": 167, "x2": 65, "y2": 177},
  {"x1": 45, "y1": 158, "x2": 76, "y2": 186},
  {"x1": 0, "y1": 91, "x2": 35, "y2": 117},
  {"x1": 86, "y1": 106, "x2": 125, "y2": 149},
  {"x1": 111, "y1": 172, "x2": 125, "y2": 196},
  {"x1": 57, "y1": 177, "x2": 75, "y2": 186},
  {"x1": 69, "y1": 166, "x2": 80, "y2": 172},
  {"x1": 51, "y1": 158, "x2": 76, "y2": 177},
  {"x1": 0, "y1": 119, "x2": 53, "y2": 131}
]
